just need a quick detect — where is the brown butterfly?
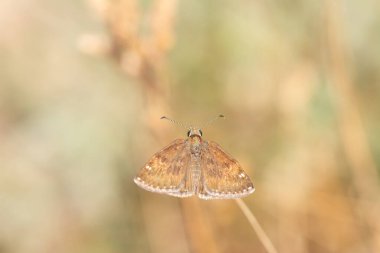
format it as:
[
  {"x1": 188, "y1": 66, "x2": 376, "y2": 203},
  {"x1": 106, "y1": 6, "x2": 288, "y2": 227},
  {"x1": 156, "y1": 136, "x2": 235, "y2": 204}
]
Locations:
[{"x1": 134, "y1": 115, "x2": 255, "y2": 200}]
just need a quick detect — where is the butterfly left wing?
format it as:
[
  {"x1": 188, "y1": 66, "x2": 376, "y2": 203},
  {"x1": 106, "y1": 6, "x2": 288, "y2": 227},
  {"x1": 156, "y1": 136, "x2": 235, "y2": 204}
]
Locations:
[
  {"x1": 134, "y1": 139, "x2": 193, "y2": 197},
  {"x1": 198, "y1": 140, "x2": 254, "y2": 200}
]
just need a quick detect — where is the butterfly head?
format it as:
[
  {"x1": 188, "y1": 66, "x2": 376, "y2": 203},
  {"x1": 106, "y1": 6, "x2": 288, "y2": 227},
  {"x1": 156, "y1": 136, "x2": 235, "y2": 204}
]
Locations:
[
  {"x1": 187, "y1": 128, "x2": 203, "y2": 137},
  {"x1": 160, "y1": 115, "x2": 224, "y2": 138}
]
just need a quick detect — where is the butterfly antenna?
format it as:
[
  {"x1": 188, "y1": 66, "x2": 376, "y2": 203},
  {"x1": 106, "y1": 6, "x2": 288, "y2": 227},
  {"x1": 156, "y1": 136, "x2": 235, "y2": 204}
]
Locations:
[
  {"x1": 200, "y1": 114, "x2": 225, "y2": 129},
  {"x1": 160, "y1": 116, "x2": 190, "y2": 129}
]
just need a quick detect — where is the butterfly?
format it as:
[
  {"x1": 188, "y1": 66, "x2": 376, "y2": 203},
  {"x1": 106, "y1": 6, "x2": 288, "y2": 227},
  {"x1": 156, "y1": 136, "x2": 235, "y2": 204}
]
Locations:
[{"x1": 134, "y1": 115, "x2": 255, "y2": 200}]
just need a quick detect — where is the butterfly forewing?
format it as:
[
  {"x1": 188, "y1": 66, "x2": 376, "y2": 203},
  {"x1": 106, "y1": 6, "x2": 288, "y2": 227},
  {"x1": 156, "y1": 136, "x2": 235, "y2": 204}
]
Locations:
[
  {"x1": 199, "y1": 141, "x2": 254, "y2": 199},
  {"x1": 134, "y1": 139, "x2": 192, "y2": 195}
]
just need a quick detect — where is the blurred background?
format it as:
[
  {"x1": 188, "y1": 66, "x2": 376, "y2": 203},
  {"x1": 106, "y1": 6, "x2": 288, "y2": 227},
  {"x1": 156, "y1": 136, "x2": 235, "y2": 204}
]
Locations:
[{"x1": 1, "y1": 0, "x2": 380, "y2": 252}]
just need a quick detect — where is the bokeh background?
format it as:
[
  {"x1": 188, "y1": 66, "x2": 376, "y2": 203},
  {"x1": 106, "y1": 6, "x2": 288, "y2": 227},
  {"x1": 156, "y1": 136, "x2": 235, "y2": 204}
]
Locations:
[{"x1": 1, "y1": 0, "x2": 380, "y2": 252}]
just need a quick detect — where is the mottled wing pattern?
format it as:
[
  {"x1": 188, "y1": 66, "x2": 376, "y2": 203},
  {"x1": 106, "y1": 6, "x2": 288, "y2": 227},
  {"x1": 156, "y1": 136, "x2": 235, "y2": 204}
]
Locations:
[
  {"x1": 199, "y1": 141, "x2": 254, "y2": 199},
  {"x1": 134, "y1": 139, "x2": 192, "y2": 196}
]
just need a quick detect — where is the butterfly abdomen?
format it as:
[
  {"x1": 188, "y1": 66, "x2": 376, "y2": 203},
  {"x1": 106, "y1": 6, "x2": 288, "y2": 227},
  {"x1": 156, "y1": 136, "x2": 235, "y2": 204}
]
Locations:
[{"x1": 189, "y1": 136, "x2": 202, "y2": 193}]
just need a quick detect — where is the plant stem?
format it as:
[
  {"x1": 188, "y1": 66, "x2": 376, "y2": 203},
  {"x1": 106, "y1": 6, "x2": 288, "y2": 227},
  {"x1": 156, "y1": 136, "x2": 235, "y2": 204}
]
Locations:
[{"x1": 235, "y1": 199, "x2": 278, "y2": 253}]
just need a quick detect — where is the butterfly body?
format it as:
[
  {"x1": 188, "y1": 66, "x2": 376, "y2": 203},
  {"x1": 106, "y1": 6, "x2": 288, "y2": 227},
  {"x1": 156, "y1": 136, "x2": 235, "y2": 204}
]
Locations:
[
  {"x1": 134, "y1": 128, "x2": 255, "y2": 200},
  {"x1": 188, "y1": 134, "x2": 203, "y2": 193}
]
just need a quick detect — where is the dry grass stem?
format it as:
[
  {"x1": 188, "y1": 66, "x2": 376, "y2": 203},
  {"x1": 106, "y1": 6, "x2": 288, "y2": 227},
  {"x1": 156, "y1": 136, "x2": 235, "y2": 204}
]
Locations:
[{"x1": 235, "y1": 199, "x2": 278, "y2": 253}]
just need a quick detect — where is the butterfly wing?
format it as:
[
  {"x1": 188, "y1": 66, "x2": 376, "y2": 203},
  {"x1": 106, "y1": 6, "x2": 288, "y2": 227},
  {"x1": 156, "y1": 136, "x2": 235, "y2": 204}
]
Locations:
[
  {"x1": 199, "y1": 141, "x2": 255, "y2": 200},
  {"x1": 134, "y1": 139, "x2": 193, "y2": 197}
]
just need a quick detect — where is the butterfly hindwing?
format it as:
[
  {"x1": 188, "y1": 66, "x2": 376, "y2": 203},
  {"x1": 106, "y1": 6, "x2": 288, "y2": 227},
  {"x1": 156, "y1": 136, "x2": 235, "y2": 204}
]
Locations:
[
  {"x1": 134, "y1": 139, "x2": 192, "y2": 195},
  {"x1": 199, "y1": 140, "x2": 254, "y2": 199}
]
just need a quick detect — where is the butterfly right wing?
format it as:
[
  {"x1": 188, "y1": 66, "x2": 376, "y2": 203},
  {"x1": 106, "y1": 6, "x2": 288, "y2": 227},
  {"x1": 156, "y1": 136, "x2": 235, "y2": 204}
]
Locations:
[
  {"x1": 134, "y1": 139, "x2": 193, "y2": 197},
  {"x1": 199, "y1": 140, "x2": 254, "y2": 200}
]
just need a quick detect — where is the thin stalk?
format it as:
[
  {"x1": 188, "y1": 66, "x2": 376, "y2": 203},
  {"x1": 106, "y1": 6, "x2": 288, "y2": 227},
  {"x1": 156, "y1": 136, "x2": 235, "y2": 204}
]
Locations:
[{"x1": 235, "y1": 199, "x2": 278, "y2": 253}]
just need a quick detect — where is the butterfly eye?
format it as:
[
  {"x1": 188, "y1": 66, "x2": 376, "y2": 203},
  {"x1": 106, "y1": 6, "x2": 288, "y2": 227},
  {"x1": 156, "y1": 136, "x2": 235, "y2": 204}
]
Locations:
[
  {"x1": 187, "y1": 130, "x2": 191, "y2": 137},
  {"x1": 199, "y1": 130, "x2": 203, "y2": 136}
]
